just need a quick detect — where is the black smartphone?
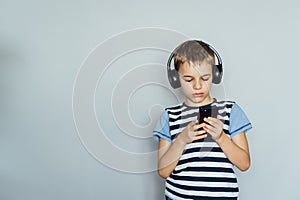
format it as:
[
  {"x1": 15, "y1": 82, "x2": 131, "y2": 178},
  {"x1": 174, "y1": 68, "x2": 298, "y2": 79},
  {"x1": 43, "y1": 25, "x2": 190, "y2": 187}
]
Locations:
[
  {"x1": 197, "y1": 107, "x2": 218, "y2": 124},
  {"x1": 194, "y1": 106, "x2": 218, "y2": 142}
]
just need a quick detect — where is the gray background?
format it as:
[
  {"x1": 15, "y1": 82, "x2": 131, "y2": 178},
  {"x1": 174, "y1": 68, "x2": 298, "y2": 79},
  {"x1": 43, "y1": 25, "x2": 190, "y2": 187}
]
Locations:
[{"x1": 1, "y1": 0, "x2": 299, "y2": 199}]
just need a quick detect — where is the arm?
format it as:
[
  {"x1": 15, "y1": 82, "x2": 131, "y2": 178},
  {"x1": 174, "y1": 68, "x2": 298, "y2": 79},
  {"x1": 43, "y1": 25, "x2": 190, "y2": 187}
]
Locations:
[
  {"x1": 204, "y1": 117, "x2": 251, "y2": 171},
  {"x1": 157, "y1": 137, "x2": 185, "y2": 179},
  {"x1": 157, "y1": 120, "x2": 207, "y2": 179},
  {"x1": 216, "y1": 131, "x2": 250, "y2": 171}
]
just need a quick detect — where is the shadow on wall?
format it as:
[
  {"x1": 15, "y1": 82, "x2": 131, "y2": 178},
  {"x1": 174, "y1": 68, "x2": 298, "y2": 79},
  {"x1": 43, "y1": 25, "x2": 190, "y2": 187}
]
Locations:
[
  {"x1": 148, "y1": 140, "x2": 165, "y2": 200},
  {"x1": 0, "y1": 39, "x2": 28, "y2": 115}
]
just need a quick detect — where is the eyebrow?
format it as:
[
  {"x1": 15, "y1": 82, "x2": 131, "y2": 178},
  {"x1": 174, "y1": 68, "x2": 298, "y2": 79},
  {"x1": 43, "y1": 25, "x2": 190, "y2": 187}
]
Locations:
[
  {"x1": 182, "y1": 74, "x2": 210, "y2": 78},
  {"x1": 183, "y1": 75, "x2": 194, "y2": 78}
]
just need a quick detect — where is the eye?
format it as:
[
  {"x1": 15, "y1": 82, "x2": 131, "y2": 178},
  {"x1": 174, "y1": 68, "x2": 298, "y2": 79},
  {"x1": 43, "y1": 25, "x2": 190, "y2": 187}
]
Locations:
[
  {"x1": 184, "y1": 79, "x2": 193, "y2": 82},
  {"x1": 182, "y1": 76, "x2": 193, "y2": 82},
  {"x1": 202, "y1": 75, "x2": 210, "y2": 81}
]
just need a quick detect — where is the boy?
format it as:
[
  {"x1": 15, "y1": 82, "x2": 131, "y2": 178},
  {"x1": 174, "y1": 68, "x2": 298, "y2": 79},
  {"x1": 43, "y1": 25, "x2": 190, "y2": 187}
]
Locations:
[{"x1": 153, "y1": 40, "x2": 252, "y2": 200}]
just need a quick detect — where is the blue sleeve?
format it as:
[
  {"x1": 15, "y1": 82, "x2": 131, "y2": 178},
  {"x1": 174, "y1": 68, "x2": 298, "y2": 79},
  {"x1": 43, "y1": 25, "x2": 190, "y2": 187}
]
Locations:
[
  {"x1": 152, "y1": 110, "x2": 171, "y2": 142},
  {"x1": 229, "y1": 103, "x2": 252, "y2": 138}
]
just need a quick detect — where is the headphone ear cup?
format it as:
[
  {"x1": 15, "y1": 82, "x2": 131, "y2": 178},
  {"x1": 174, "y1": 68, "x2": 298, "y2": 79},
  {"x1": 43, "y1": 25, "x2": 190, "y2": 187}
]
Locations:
[
  {"x1": 212, "y1": 64, "x2": 223, "y2": 84},
  {"x1": 168, "y1": 69, "x2": 181, "y2": 89}
]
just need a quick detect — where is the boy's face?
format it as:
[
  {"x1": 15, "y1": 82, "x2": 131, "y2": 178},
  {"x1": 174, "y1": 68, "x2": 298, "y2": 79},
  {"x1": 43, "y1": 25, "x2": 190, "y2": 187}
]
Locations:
[{"x1": 178, "y1": 61, "x2": 213, "y2": 107}]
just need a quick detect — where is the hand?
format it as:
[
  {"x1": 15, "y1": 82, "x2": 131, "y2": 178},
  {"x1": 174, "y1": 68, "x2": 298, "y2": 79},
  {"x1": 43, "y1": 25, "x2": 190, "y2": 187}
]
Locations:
[
  {"x1": 203, "y1": 116, "x2": 224, "y2": 141},
  {"x1": 177, "y1": 120, "x2": 207, "y2": 144}
]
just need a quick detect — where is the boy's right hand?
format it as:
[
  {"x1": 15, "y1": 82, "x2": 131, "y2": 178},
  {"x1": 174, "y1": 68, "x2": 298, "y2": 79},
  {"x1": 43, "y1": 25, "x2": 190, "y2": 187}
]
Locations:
[{"x1": 177, "y1": 120, "x2": 207, "y2": 144}]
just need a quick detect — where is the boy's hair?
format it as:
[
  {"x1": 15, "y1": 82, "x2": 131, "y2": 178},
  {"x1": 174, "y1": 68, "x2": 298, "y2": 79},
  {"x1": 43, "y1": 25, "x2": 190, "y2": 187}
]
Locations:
[{"x1": 173, "y1": 40, "x2": 215, "y2": 71}]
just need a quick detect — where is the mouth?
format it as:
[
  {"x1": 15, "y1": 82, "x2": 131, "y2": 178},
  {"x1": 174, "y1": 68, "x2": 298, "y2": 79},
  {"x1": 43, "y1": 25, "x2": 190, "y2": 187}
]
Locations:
[{"x1": 193, "y1": 92, "x2": 204, "y2": 97}]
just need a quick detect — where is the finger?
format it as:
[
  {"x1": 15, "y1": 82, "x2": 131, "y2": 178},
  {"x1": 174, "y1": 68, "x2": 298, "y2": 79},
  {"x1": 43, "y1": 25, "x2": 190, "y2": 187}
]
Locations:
[
  {"x1": 203, "y1": 118, "x2": 216, "y2": 128},
  {"x1": 204, "y1": 117, "x2": 218, "y2": 123},
  {"x1": 204, "y1": 117, "x2": 222, "y2": 128},
  {"x1": 203, "y1": 124, "x2": 217, "y2": 134},
  {"x1": 194, "y1": 129, "x2": 207, "y2": 136},
  {"x1": 194, "y1": 123, "x2": 206, "y2": 131},
  {"x1": 203, "y1": 117, "x2": 210, "y2": 124},
  {"x1": 193, "y1": 134, "x2": 207, "y2": 141},
  {"x1": 198, "y1": 123, "x2": 206, "y2": 128}
]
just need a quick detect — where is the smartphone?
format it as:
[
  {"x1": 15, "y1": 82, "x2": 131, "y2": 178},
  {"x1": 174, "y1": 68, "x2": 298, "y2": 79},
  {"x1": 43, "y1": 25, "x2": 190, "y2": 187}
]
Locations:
[
  {"x1": 194, "y1": 106, "x2": 218, "y2": 142},
  {"x1": 197, "y1": 107, "x2": 218, "y2": 124}
]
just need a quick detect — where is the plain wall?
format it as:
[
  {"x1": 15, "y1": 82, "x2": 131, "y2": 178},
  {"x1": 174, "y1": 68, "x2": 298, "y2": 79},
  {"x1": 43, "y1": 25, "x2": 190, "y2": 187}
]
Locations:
[{"x1": 1, "y1": 0, "x2": 299, "y2": 199}]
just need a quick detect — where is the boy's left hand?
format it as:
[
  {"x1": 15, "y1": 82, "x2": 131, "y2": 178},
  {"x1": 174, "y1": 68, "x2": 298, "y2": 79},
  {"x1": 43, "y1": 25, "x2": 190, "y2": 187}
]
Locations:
[{"x1": 203, "y1": 116, "x2": 224, "y2": 141}]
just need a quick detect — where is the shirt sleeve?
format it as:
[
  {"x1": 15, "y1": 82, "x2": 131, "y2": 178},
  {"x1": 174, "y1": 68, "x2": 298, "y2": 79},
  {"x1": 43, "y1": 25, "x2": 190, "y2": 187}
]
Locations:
[
  {"x1": 152, "y1": 110, "x2": 171, "y2": 142},
  {"x1": 229, "y1": 103, "x2": 252, "y2": 138}
]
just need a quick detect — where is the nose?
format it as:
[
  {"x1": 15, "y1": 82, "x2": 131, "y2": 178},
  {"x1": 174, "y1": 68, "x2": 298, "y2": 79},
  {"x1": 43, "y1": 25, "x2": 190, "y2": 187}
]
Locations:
[{"x1": 193, "y1": 79, "x2": 202, "y2": 90}]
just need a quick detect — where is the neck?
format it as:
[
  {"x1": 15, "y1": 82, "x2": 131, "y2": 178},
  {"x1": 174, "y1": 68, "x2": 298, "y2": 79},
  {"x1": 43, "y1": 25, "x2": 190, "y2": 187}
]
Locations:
[{"x1": 184, "y1": 96, "x2": 214, "y2": 107}]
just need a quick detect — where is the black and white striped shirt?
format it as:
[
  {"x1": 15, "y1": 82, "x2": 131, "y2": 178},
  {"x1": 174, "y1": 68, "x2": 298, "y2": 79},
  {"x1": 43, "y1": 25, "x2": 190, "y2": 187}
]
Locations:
[{"x1": 153, "y1": 99, "x2": 252, "y2": 200}]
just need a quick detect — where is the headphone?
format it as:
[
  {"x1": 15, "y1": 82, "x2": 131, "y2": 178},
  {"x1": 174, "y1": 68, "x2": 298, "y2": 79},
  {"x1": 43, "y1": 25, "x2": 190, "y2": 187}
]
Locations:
[{"x1": 167, "y1": 40, "x2": 223, "y2": 89}]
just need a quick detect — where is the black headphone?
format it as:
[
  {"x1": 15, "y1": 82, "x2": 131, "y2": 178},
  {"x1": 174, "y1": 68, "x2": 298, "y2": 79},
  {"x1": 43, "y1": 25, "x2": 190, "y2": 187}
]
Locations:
[{"x1": 167, "y1": 40, "x2": 223, "y2": 89}]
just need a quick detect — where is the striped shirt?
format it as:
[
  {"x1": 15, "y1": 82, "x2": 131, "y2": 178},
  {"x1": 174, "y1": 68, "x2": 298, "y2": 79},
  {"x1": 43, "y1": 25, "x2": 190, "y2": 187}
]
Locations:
[{"x1": 153, "y1": 99, "x2": 252, "y2": 200}]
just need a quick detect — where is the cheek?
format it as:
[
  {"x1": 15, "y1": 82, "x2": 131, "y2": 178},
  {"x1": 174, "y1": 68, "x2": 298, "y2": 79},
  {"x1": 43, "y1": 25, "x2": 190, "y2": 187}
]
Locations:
[
  {"x1": 202, "y1": 81, "x2": 212, "y2": 89},
  {"x1": 179, "y1": 80, "x2": 193, "y2": 91}
]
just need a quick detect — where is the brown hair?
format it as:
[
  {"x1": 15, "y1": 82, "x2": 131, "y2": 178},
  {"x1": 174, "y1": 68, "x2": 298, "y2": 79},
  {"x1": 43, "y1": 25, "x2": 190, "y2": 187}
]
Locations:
[{"x1": 173, "y1": 40, "x2": 215, "y2": 71}]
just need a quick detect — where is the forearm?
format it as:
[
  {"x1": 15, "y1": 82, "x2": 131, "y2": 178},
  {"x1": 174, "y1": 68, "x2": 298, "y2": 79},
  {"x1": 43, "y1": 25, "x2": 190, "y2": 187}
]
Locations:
[
  {"x1": 216, "y1": 132, "x2": 250, "y2": 171},
  {"x1": 158, "y1": 120, "x2": 206, "y2": 178},
  {"x1": 158, "y1": 138, "x2": 186, "y2": 178}
]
